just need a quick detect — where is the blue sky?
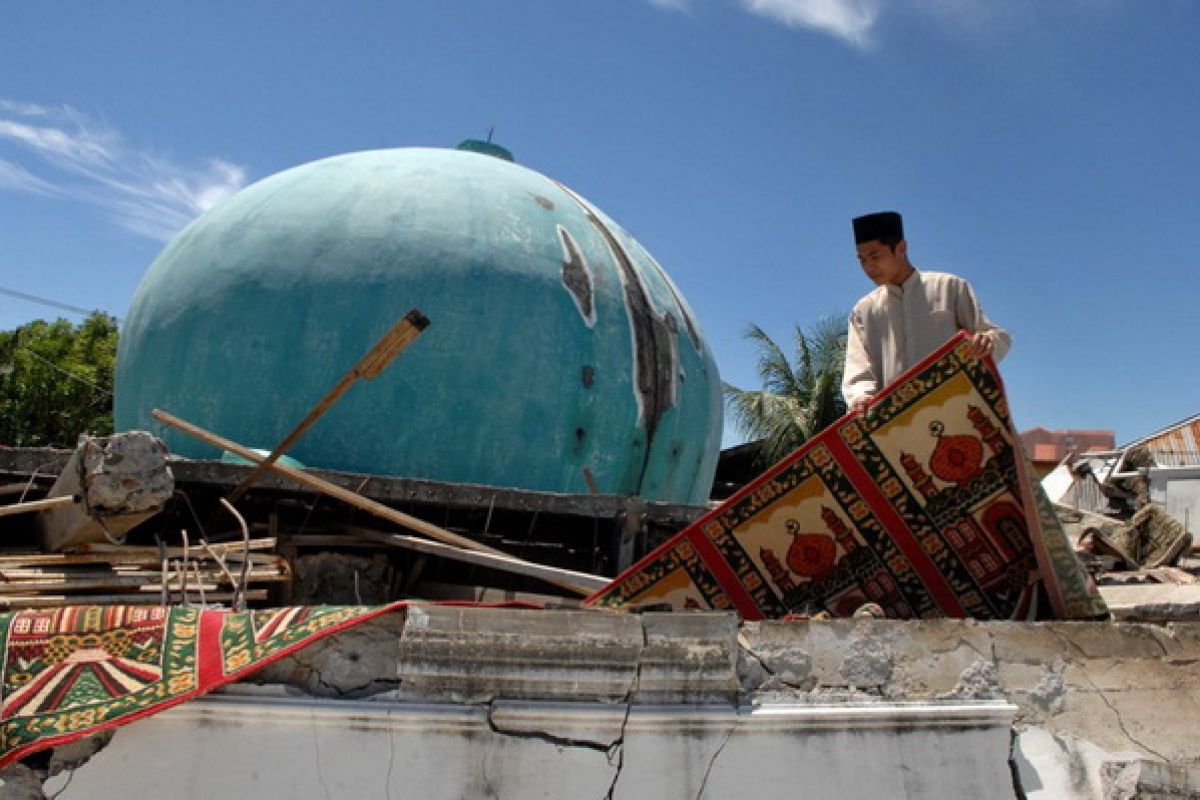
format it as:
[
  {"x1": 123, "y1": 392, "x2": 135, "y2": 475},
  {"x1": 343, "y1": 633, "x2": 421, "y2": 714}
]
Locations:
[{"x1": 1, "y1": 0, "x2": 1196, "y2": 446}]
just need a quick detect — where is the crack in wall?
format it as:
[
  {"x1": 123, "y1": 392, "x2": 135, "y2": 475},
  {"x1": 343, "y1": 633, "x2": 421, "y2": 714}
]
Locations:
[
  {"x1": 1074, "y1": 669, "x2": 1170, "y2": 762},
  {"x1": 48, "y1": 767, "x2": 75, "y2": 800},
  {"x1": 311, "y1": 708, "x2": 334, "y2": 800},
  {"x1": 1047, "y1": 628, "x2": 1093, "y2": 661},
  {"x1": 384, "y1": 721, "x2": 396, "y2": 800},
  {"x1": 480, "y1": 719, "x2": 501, "y2": 800},
  {"x1": 694, "y1": 725, "x2": 734, "y2": 800},
  {"x1": 1008, "y1": 728, "x2": 1028, "y2": 800},
  {"x1": 7, "y1": 730, "x2": 113, "y2": 798},
  {"x1": 603, "y1": 620, "x2": 647, "y2": 800},
  {"x1": 312, "y1": 664, "x2": 401, "y2": 699},
  {"x1": 482, "y1": 701, "x2": 616, "y2": 754},
  {"x1": 737, "y1": 635, "x2": 814, "y2": 692}
]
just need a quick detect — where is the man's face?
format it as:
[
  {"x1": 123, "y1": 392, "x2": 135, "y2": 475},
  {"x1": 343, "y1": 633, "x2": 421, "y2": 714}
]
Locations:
[{"x1": 856, "y1": 239, "x2": 909, "y2": 286}]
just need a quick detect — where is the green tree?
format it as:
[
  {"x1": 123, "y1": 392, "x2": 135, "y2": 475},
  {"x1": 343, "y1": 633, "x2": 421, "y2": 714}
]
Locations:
[
  {"x1": 723, "y1": 315, "x2": 849, "y2": 467},
  {"x1": 0, "y1": 312, "x2": 119, "y2": 447}
]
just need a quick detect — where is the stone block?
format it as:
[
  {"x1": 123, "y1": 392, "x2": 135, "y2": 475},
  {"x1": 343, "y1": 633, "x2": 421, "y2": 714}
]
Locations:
[
  {"x1": 635, "y1": 612, "x2": 739, "y2": 703},
  {"x1": 397, "y1": 605, "x2": 643, "y2": 703},
  {"x1": 39, "y1": 431, "x2": 173, "y2": 551}
]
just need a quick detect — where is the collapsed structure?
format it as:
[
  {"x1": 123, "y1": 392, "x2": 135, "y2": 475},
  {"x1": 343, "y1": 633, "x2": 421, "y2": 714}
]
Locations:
[{"x1": 0, "y1": 143, "x2": 1197, "y2": 798}]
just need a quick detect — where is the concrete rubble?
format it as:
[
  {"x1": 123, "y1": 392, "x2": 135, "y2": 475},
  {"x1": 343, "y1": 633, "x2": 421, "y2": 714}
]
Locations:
[{"x1": 38, "y1": 431, "x2": 173, "y2": 552}]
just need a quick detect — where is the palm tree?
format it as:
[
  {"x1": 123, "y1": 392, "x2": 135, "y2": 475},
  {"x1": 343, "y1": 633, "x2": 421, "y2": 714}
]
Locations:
[{"x1": 723, "y1": 314, "x2": 849, "y2": 467}]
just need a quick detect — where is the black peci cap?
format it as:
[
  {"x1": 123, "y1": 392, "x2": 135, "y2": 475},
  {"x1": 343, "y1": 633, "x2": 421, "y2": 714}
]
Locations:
[{"x1": 852, "y1": 211, "x2": 904, "y2": 244}]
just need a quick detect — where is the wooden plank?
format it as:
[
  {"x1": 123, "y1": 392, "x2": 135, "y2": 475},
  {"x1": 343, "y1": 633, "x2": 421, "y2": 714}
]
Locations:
[
  {"x1": 279, "y1": 535, "x2": 389, "y2": 549},
  {"x1": 0, "y1": 551, "x2": 283, "y2": 570},
  {"x1": 0, "y1": 484, "x2": 44, "y2": 498},
  {"x1": 339, "y1": 524, "x2": 609, "y2": 593},
  {"x1": 0, "y1": 565, "x2": 286, "y2": 582},
  {"x1": 74, "y1": 539, "x2": 279, "y2": 558},
  {"x1": 0, "y1": 572, "x2": 289, "y2": 593},
  {"x1": 154, "y1": 409, "x2": 606, "y2": 597},
  {"x1": 0, "y1": 495, "x2": 76, "y2": 517},
  {"x1": 0, "y1": 590, "x2": 269, "y2": 609},
  {"x1": 226, "y1": 307, "x2": 429, "y2": 503}
]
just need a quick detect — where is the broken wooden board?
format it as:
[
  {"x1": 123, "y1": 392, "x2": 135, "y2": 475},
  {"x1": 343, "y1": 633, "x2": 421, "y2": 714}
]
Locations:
[{"x1": 227, "y1": 307, "x2": 430, "y2": 502}]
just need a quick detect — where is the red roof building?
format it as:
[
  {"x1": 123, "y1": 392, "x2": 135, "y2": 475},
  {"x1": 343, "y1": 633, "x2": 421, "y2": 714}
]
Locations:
[{"x1": 1019, "y1": 428, "x2": 1116, "y2": 477}]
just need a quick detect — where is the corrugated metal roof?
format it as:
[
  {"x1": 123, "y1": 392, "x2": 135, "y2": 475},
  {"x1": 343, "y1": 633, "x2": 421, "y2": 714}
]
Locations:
[{"x1": 1121, "y1": 412, "x2": 1200, "y2": 467}]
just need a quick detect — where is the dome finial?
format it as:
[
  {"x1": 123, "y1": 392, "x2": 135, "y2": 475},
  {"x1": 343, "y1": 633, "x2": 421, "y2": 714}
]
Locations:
[{"x1": 456, "y1": 130, "x2": 514, "y2": 162}]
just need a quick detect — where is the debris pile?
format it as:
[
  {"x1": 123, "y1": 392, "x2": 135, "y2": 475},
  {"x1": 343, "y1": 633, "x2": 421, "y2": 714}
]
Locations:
[
  {"x1": 1046, "y1": 417, "x2": 1200, "y2": 619},
  {"x1": 0, "y1": 540, "x2": 290, "y2": 609}
]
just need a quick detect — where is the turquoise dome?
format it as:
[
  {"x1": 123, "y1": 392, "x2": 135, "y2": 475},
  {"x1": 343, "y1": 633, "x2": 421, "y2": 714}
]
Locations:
[{"x1": 115, "y1": 147, "x2": 722, "y2": 504}]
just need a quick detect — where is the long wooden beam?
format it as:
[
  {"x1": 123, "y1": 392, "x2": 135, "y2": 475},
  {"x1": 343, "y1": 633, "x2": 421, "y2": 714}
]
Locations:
[
  {"x1": 227, "y1": 308, "x2": 430, "y2": 503},
  {"x1": 337, "y1": 524, "x2": 608, "y2": 593},
  {"x1": 0, "y1": 495, "x2": 76, "y2": 518},
  {"x1": 153, "y1": 409, "x2": 606, "y2": 597}
]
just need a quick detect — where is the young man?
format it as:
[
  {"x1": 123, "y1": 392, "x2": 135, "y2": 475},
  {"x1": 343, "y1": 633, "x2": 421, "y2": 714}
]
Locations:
[{"x1": 842, "y1": 211, "x2": 1011, "y2": 415}]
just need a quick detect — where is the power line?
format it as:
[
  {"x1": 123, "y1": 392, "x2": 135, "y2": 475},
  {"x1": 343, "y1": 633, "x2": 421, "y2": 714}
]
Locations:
[
  {"x1": 0, "y1": 285, "x2": 120, "y2": 321},
  {"x1": 13, "y1": 344, "x2": 111, "y2": 395}
]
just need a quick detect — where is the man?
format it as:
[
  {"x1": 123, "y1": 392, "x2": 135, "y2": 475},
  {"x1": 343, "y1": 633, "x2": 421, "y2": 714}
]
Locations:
[{"x1": 842, "y1": 211, "x2": 1011, "y2": 415}]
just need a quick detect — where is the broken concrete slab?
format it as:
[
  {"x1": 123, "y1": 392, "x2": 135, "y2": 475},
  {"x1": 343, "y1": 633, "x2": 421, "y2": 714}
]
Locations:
[
  {"x1": 38, "y1": 432, "x2": 173, "y2": 552},
  {"x1": 1102, "y1": 758, "x2": 1200, "y2": 799},
  {"x1": 248, "y1": 614, "x2": 405, "y2": 699},
  {"x1": 1099, "y1": 583, "x2": 1200, "y2": 621}
]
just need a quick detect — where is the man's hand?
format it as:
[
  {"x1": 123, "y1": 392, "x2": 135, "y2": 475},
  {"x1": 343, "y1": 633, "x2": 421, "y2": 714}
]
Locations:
[
  {"x1": 850, "y1": 396, "x2": 872, "y2": 416},
  {"x1": 965, "y1": 331, "x2": 995, "y2": 360}
]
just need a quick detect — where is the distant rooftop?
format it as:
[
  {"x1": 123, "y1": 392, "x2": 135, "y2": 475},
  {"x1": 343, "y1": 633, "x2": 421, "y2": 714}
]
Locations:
[{"x1": 1019, "y1": 427, "x2": 1116, "y2": 464}]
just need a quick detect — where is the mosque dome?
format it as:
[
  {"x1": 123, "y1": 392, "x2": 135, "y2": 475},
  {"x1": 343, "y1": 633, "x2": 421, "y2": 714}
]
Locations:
[{"x1": 114, "y1": 146, "x2": 723, "y2": 504}]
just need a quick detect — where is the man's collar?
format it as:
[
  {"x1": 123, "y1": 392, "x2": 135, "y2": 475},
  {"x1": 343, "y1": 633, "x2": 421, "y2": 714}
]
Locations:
[{"x1": 884, "y1": 268, "x2": 920, "y2": 296}]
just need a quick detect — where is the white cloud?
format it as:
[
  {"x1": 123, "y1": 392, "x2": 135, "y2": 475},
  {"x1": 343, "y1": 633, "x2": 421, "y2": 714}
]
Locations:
[
  {"x1": 0, "y1": 157, "x2": 59, "y2": 196},
  {"x1": 650, "y1": 0, "x2": 1120, "y2": 48},
  {"x1": 0, "y1": 101, "x2": 247, "y2": 241},
  {"x1": 908, "y1": 0, "x2": 1022, "y2": 35},
  {"x1": 740, "y1": 0, "x2": 883, "y2": 46}
]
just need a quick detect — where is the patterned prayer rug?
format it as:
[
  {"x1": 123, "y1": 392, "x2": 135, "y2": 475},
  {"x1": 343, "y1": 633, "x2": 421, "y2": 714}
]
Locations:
[
  {"x1": 587, "y1": 333, "x2": 1109, "y2": 621},
  {"x1": 0, "y1": 601, "x2": 430, "y2": 768}
]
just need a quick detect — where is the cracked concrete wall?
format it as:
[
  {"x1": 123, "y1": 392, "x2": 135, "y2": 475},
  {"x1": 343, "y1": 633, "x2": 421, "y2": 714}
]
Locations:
[
  {"x1": 18, "y1": 694, "x2": 1018, "y2": 799},
  {"x1": 738, "y1": 618, "x2": 1200, "y2": 799},
  {"x1": 9, "y1": 609, "x2": 1200, "y2": 799}
]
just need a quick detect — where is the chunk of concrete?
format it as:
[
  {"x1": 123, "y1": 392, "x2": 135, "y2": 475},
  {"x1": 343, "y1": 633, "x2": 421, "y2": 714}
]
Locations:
[
  {"x1": 1099, "y1": 583, "x2": 1200, "y2": 621},
  {"x1": 397, "y1": 605, "x2": 645, "y2": 703},
  {"x1": 635, "y1": 612, "x2": 740, "y2": 703},
  {"x1": 38, "y1": 431, "x2": 173, "y2": 552}
]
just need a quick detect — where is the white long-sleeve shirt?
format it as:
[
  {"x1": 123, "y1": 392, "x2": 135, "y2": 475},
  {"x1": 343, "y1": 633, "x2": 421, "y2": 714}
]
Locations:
[{"x1": 842, "y1": 270, "x2": 1011, "y2": 406}]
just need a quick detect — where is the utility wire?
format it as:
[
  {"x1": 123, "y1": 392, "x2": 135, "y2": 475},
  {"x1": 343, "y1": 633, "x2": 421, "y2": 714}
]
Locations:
[
  {"x1": 0, "y1": 285, "x2": 120, "y2": 322},
  {"x1": 11, "y1": 345, "x2": 111, "y2": 394}
]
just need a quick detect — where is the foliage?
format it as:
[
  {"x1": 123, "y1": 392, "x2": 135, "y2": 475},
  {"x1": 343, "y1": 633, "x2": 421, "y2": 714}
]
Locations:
[
  {"x1": 0, "y1": 312, "x2": 119, "y2": 447},
  {"x1": 723, "y1": 314, "x2": 848, "y2": 467}
]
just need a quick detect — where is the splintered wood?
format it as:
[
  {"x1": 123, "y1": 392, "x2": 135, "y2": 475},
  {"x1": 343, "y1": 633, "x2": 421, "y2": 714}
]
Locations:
[{"x1": 0, "y1": 539, "x2": 289, "y2": 609}]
